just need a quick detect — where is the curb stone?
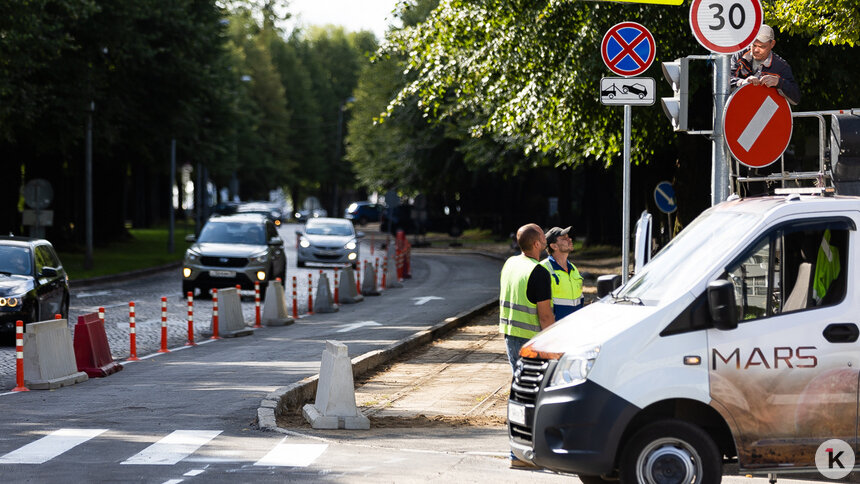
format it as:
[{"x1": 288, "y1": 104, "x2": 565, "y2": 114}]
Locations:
[{"x1": 257, "y1": 295, "x2": 499, "y2": 432}]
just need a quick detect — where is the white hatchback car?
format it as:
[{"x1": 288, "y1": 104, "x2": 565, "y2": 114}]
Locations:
[{"x1": 296, "y1": 218, "x2": 362, "y2": 268}]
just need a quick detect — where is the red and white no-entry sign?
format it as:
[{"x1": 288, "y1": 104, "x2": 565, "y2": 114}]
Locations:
[{"x1": 723, "y1": 84, "x2": 793, "y2": 168}]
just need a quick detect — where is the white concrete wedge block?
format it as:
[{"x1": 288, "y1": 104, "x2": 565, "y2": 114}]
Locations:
[
  {"x1": 360, "y1": 262, "x2": 380, "y2": 297},
  {"x1": 384, "y1": 250, "x2": 402, "y2": 289},
  {"x1": 313, "y1": 273, "x2": 338, "y2": 313},
  {"x1": 216, "y1": 287, "x2": 254, "y2": 337},
  {"x1": 302, "y1": 341, "x2": 369, "y2": 430},
  {"x1": 338, "y1": 266, "x2": 364, "y2": 304},
  {"x1": 23, "y1": 319, "x2": 89, "y2": 390},
  {"x1": 262, "y1": 280, "x2": 294, "y2": 326}
]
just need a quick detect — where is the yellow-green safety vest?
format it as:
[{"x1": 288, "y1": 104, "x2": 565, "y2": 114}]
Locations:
[
  {"x1": 499, "y1": 255, "x2": 543, "y2": 339},
  {"x1": 540, "y1": 256, "x2": 584, "y2": 320},
  {"x1": 813, "y1": 229, "x2": 840, "y2": 303}
]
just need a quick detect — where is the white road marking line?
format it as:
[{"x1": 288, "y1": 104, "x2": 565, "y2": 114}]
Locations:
[
  {"x1": 0, "y1": 428, "x2": 107, "y2": 464},
  {"x1": 121, "y1": 430, "x2": 221, "y2": 465},
  {"x1": 253, "y1": 437, "x2": 327, "y2": 467},
  {"x1": 737, "y1": 95, "x2": 779, "y2": 152},
  {"x1": 183, "y1": 469, "x2": 205, "y2": 477},
  {"x1": 161, "y1": 480, "x2": 184, "y2": 484}
]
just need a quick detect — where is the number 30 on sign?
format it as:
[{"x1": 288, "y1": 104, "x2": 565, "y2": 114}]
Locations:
[{"x1": 689, "y1": 0, "x2": 762, "y2": 54}]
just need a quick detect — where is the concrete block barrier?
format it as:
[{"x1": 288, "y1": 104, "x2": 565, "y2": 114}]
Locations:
[
  {"x1": 302, "y1": 341, "x2": 369, "y2": 430},
  {"x1": 262, "y1": 280, "x2": 294, "y2": 326},
  {"x1": 360, "y1": 261, "x2": 380, "y2": 297},
  {"x1": 384, "y1": 248, "x2": 402, "y2": 289},
  {"x1": 24, "y1": 319, "x2": 89, "y2": 390},
  {"x1": 216, "y1": 287, "x2": 254, "y2": 338},
  {"x1": 313, "y1": 273, "x2": 338, "y2": 313},
  {"x1": 338, "y1": 267, "x2": 364, "y2": 304},
  {"x1": 73, "y1": 313, "x2": 122, "y2": 378}
]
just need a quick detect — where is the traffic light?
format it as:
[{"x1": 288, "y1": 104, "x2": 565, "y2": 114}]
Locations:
[{"x1": 660, "y1": 57, "x2": 689, "y2": 131}]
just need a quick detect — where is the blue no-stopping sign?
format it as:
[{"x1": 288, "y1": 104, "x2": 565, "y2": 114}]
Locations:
[{"x1": 601, "y1": 22, "x2": 656, "y2": 77}]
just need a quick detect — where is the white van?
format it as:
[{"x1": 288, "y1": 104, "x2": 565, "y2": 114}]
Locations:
[{"x1": 508, "y1": 193, "x2": 858, "y2": 483}]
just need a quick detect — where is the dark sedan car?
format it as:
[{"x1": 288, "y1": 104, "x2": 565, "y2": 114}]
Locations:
[{"x1": 0, "y1": 237, "x2": 70, "y2": 335}]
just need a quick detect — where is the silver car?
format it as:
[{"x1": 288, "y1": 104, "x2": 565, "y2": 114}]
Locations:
[
  {"x1": 296, "y1": 218, "x2": 362, "y2": 268},
  {"x1": 182, "y1": 213, "x2": 286, "y2": 297}
]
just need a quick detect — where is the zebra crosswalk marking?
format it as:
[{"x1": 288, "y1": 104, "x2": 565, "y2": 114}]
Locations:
[
  {"x1": 121, "y1": 430, "x2": 222, "y2": 465},
  {"x1": 0, "y1": 428, "x2": 107, "y2": 465},
  {"x1": 254, "y1": 437, "x2": 328, "y2": 467}
]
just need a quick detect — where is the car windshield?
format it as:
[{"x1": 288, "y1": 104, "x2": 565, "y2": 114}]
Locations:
[
  {"x1": 0, "y1": 246, "x2": 32, "y2": 276},
  {"x1": 614, "y1": 210, "x2": 761, "y2": 304},
  {"x1": 306, "y1": 222, "x2": 353, "y2": 236},
  {"x1": 198, "y1": 222, "x2": 266, "y2": 245}
]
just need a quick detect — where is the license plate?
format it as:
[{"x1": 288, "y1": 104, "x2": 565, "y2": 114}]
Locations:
[
  {"x1": 316, "y1": 250, "x2": 339, "y2": 256},
  {"x1": 210, "y1": 270, "x2": 236, "y2": 278},
  {"x1": 508, "y1": 401, "x2": 526, "y2": 426}
]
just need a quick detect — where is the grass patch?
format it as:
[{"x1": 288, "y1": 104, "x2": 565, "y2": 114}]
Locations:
[{"x1": 59, "y1": 224, "x2": 193, "y2": 280}]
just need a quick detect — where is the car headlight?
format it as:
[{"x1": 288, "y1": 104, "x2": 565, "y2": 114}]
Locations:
[
  {"x1": 300, "y1": 239, "x2": 311, "y2": 248},
  {"x1": 345, "y1": 240, "x2": 357, "y2": 250},
  {"x1": 185, "y1": 250, "x2": 200, "y2": 262},
  {"x1": 548, "y1": 346, "x2": 600, "y2": 389},
  {"x1": 250, "y1": 252, "x2": 268, "y2": 264},
  {"x1": 0, "y1": 296, "x2": 23, "y2": 308}
]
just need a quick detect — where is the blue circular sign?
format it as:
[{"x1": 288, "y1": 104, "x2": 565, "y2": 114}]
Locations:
[
  {"x1": 654, "y1": 181, "x2": 677, "y2": 214},
  {"x1": 601, "y1": 22, "x2": 656, "y2": 77}
]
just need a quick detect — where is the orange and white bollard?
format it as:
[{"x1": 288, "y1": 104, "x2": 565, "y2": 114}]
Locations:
[
  {"x1": 333, "y1": 269, "x2": 340, "y2": 305},
  {"x1": 55, "y1": 313, "x2": 61, "y2": 319},
  {"x1": 307, "y1": 273, "x2": 314, "y2": 314},
  {"x1": 12, "y1": 320, "x2": 28, "y2": 392},
  {"x1": 375, "y1": 257, "x2": 380, "y2": 290},
  {"x1": 128, "y1": 302, "x2": 139, "y2": 361},
  {"x1": 356, "y1": 262, "x2": 362, "y2": 293},
  {"x1": 99, "y1": 307, "x2": 105, "y2": 324},
  {"x1": 211, "y1": 289, "x2": 220, "y2": 340},
  {"x1": 159, "y1": 297, "x2": 170, "y2": 353},
  {"x1": 292, "y1": 276, "x2": 298, "y2": 319},
  {"x1": 370, "y1": 235, "x2": 374, "y2": 255},
  {"x1": 186, "y1": 291, "x2": 196, "y2": 346},
  {"x1": 254, "y1": 281, "x2": 262, "y2": 328},
  {"x1": 397, "y1": 246, "x2": 404, "y2": 281},
  {"x1": 382, "y1": 258, "x2": 387, "y2": 289}
]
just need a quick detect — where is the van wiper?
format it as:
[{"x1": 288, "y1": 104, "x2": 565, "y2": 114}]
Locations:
[{"x1": 609, "y1": 293, "x2": 644, "y2": 305}]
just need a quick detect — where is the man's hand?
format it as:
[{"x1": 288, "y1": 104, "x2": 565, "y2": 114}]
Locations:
[{"x1": 760, "y1": 74, "x2": 779, "y2": 87}]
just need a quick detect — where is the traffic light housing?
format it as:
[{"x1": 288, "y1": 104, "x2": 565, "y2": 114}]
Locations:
[{"x1": 661, "y1": 58, "x2": 689, "y2": 131}]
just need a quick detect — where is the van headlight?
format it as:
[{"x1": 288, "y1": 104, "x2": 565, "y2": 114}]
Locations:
[
  {"x1": 185, "y1": 249, "x2": 200, "y2": 262},
  {"x1": 250, "y1": 252, "x2": 268, "y2": 264},
  {"x1": 345, "y1": 240, "x2": 357, "y2": 250},
  {"x1": 299, "y1": 239, "x2": 311, "y2": 248},
  {"x1": 548, "y1": 346, "x2": 600, "y2": 389}
]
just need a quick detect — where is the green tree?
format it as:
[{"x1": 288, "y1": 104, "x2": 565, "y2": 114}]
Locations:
[{"x1": 767, "y1": 0, "x2": 860, "y2": 46}]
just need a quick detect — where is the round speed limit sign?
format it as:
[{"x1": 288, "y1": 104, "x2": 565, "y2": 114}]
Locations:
[{"x1": 690, "y1": 0, "x2": 762, "y2": 54}]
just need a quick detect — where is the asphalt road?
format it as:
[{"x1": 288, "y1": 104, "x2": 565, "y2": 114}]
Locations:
[{"x1": 0, "y1": 248, "x2": 503, "y2": 483}]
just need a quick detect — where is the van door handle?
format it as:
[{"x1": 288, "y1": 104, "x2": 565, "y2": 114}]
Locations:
[{"x1": 823, "y1": 323, "x2": 860, "y2": 343}]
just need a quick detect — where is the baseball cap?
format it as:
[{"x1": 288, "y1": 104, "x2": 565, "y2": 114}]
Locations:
[
  {"x1": 755, "y1": 24, "x2": 774, "y2": 43},
  {"x1": 545, "y1": 226, "x2": 572, "y2": 245}
]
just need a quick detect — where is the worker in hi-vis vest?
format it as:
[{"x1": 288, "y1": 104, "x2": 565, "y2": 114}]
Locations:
[
  {"x1": 499, "y1": 223, "x2": 555, "y2": 373},
  {"x1": 813, "y1": 229, "x2": 840, "y2": 305},
  {"x1": 540, "y1": 226, "x2": 584, "y2": 320},
  {"x1": 498, "y1": 223, "x2": 555, "y2": 469}
]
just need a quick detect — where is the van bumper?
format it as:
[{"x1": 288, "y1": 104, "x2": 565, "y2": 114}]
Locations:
[{"x1": 510, "y1": 379, "x2": 639, "y2": 476}]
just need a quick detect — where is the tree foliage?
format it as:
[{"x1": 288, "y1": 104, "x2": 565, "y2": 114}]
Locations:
[{"x1": 766, "y1": 0, "x2": 860, "y2": 46}]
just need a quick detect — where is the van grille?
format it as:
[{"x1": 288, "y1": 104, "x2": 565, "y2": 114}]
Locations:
[{"x1": 509, "y1": 357, "x2": 549, "y2": 444}]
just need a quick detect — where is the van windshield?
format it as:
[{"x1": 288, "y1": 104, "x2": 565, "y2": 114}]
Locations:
[{"x1": 615, "y1": 210, "x2": 760, "y2": 303}]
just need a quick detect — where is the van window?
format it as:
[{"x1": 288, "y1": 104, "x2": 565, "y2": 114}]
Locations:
[{"x1": 725, "y1": 222, "x2": 849, "y2": 321}]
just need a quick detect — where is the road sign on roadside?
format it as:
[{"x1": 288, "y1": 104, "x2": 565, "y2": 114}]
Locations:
[
  {"x1": 601, "y1": 22, "x2": 656, "y2": 77},
  {"x1": 600, "y1": 77, "x2": 656, "y2": 106},
  {"x1": 690, "y1": 0, "x2": 762, "y2": 54},
  {"x1": 723, "y1": 84, "x2": 792, "y2": 168},
  {"x1": 654, "y1": 182, "x2": 677, "y2": 214}
]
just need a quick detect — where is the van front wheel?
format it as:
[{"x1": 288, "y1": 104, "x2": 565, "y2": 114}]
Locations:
[{"x1": 619, "y1": 419, "x2": 721, "y2": 484}]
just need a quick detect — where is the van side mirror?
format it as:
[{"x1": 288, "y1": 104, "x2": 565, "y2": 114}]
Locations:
[
  {"x1": 597, "y1": 274, "x2": 622, "y2": 298},
  {"x1": 356, "y1": 231, "x2": 365, "y2": 239},
  {"x1": 185, "y1": 234, "x2": 197, "y2": 243},
  {"x1": 268, "y1": 236, "x2": 283, "y2": 246},
  {"x1": 707, "y1": 279, "x2": 738, "y2": 331}
]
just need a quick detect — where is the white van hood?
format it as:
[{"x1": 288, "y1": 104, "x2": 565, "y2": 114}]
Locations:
[{"x1": 523, "y1": 301, "x2": 660, "y2": 359}]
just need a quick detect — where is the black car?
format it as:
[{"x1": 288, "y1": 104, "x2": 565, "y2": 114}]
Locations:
[{"x1": 0, "y1": 237, "x2": 70, "y2": 336}]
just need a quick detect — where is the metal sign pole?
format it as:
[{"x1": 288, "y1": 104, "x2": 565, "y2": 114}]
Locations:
[
  {"x1": 711, "y1": 54, "x2": 732, "y2": 205},
  {"x1": 622, "y1": 104, "x2": 632, "y2": 284}
]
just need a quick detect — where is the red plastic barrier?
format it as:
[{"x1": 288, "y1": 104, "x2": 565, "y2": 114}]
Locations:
[
  {"x1": 307, "y1": 273, "x2": 313, "y2": 315},
  {"x1": 254, "y1": 281, "x2": 262, "y2": 328},
  {"x1": 334, "y1": 269, "x2": 340, "y2": 305},
  {"x1": 292, "y1": 276, "x2": 298, "y2": 319},
  {"x1": 211, "y1": 289, "x2": 220, "y2": 340},
  {"x1": 74, "y1": 312, "x2": 123, "y2": 377}
]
